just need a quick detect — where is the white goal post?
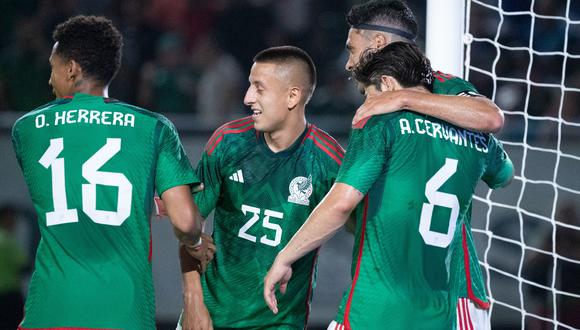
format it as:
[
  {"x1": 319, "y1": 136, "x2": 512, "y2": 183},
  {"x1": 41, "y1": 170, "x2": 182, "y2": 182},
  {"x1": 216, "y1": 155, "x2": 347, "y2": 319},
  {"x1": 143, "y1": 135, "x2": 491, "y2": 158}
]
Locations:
[{"x1": 426, "y1": 1, "x2": 580, "y2": 329}]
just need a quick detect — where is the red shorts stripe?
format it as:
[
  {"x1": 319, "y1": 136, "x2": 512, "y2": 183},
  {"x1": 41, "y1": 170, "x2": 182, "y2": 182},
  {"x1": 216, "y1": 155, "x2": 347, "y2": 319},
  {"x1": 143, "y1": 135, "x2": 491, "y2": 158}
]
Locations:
[{"x1": 461, "y1": 225, "x2": 490, "y2": 309}]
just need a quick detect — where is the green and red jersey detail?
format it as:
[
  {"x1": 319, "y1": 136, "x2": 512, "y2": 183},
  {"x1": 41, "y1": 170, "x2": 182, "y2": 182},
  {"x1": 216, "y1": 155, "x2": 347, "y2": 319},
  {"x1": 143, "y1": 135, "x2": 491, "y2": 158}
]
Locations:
[{"x1": 193, "y1": 117, "x2": 343, "y2": 329}]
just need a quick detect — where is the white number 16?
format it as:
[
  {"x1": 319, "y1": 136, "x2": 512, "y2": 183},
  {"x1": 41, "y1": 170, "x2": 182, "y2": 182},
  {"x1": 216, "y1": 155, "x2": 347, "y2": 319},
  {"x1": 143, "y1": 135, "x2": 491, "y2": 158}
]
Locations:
[{"x1": 39, "y1": 137, "x2": 133, "y2": 226}]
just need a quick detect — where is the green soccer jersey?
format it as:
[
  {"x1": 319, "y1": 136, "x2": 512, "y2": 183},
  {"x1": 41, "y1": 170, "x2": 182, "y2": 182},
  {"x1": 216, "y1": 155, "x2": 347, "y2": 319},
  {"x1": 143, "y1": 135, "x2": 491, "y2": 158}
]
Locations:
[
  {"x1": 432, "y1": 71, "x2": 495, "y2": 309},
  {"x1": 333, "y1": 110, "x2": 513, "y2": 329},
  {"x1": 12, "y1": 93, "x2": 198, "y2": 330},
  {"x1": 193, "y1": 117, "x2": 343, "y2": 329}
]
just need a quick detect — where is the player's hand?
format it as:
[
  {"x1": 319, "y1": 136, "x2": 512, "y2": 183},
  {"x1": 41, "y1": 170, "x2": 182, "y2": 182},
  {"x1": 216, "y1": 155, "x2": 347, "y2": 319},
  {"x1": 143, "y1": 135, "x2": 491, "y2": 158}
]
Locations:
[
  {"x1": 182, "y1": 291, "x2": 213, "y2": 330},
  {"x1": 352, "y1": 90, "x2": 404, "y2": 126},
  {"x1": 184, "y1": 234, "x2": 217, "y2": 273},
  {"x1": 263, "y1": 257, "x2": 293, "y2": 314}
]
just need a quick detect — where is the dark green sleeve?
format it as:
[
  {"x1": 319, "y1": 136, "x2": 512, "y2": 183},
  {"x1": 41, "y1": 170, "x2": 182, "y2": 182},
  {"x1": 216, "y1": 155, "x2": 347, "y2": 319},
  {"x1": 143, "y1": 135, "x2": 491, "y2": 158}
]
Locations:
[
  {"x1": 433, "y1": 72, "x2": 481, "y2": 96},
  {"x1": 336, "y1": 117, "x2": 389, "y2": 194},
  {"x1": 482, "y1": 136, "x2": 514, "y2": 189},
  {"x1": 194, "y1": 142, "x2": 223, "y2": 218},
  {"x1": 155, "y1": 120, "x2": 199, "y2": 195}
]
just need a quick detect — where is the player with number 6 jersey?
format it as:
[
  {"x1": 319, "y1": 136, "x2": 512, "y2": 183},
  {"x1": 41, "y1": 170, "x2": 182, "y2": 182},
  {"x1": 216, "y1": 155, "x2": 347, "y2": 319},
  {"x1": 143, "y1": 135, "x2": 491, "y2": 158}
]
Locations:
[
  {"x1": 12, "y1": 16, "x2": 202, "y2": 330},
  {"x1": 264, "y1": 42, "x2": 514, "y2": 329}
]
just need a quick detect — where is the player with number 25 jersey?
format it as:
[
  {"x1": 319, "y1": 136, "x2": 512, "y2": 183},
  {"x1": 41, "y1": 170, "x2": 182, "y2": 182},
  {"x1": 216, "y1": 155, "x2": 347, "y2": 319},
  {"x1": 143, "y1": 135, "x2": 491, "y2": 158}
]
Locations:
[{"x1": 194, "y1": 117, "x2": 343, "y2": 329}]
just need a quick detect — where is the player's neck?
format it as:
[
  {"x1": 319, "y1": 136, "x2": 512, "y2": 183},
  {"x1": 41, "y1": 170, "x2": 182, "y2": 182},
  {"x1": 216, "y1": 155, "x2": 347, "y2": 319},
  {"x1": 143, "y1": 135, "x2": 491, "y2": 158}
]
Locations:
[
  {"x1": 264, "y1": 115, "x2": 307, "y2": 153},
  {"x1": 71, "y1": 81, "x2": 109, "y2": 98}
]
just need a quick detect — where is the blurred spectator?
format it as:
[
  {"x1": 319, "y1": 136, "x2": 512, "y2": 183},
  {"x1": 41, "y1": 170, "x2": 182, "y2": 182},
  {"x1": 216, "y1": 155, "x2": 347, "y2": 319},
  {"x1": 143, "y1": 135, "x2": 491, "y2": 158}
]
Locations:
[
  {"x1": 0, "y1": 17, "x2": 52, "y2": 112},
  {"x1": 107, "y1": 0, "x2": 161, "y2": 102},
  {"x1": 0, "y1": 205, "x2": 27, "y2": 329},
  {"x1": 191, "y1": 33, "x2": 244, "y2": 125},
  {"x1": 138, "y1": 33, "x2": 196, "y2": 112},
  {"x1": 524, "y1": 203, "x2": 580, "y2": 329}
]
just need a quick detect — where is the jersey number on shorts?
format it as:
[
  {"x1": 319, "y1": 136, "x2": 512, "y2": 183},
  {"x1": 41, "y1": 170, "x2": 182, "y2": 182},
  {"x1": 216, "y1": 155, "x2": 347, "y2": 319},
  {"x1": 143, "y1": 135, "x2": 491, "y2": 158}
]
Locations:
[
  {"x1": 39, "y1": 137, "x2": 133, "y2": 227},
  {"x1": 239, "y1": 204, "x2": 284, "y2": 247},
  {"x1": 419, "y1": 158, "x2": 459, "y2": 248}
]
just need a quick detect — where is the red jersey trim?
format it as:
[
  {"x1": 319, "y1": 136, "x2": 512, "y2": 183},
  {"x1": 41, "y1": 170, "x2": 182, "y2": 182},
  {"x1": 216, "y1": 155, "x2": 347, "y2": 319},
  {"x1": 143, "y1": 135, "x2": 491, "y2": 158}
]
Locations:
[
  {"x1": 205, "y1": 117, "x2": 254, "y2": 155},
  {"x1": 303, "y1": 249, "x2": 319, "y2": 329},
  {"x1": 352, "y1": 116, "x2": 371, "y2": 129},
  {"x1": 307, "y1": 136, "x2": 342, "y2": 165},
  {"x1": 343, "y1": 196, "x2": 369, "y2": 330},
  {"x1": 311, "y1": 128, "x2": 345, "y2": 156},
  {"x1": 433, "y1": 70, "x2": 455, "y2": 83},
  {"x1": 462, "y1": 225, "x2": 490, "y2": 309}
]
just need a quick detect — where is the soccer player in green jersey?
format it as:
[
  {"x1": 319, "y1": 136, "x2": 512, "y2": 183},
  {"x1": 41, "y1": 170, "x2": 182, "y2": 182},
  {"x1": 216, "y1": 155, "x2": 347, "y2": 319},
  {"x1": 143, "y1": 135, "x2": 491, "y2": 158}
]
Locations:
[
  {"x1": 12, "y1": 16, "x2": 203, "y2": 330},
  {"x1": 175, "y1": 46, "x2": 344, "y2": 330},
  {"x1": 344, "y1": 0, "x2": 505, "y2": 134},
  {"x1": 339, "y1": 1, "x2": 508, "y2": 327},
  {"x1": 264, "y1": 42, "x2": 514, "y2": 329}
]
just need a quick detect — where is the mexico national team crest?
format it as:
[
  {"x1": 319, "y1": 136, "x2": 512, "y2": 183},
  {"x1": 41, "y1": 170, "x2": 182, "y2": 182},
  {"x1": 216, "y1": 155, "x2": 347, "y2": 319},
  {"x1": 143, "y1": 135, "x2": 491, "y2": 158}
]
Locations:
[{"x1": 288, "y1": 175, "x2": 313, "y2": 206}]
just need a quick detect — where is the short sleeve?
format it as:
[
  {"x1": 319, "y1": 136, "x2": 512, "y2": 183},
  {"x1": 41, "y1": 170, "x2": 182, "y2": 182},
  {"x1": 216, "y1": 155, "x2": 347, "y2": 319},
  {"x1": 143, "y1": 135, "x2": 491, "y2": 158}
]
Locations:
[
  {"x1": 194, "y1": 147, "x2": 223, "y2": 218},
  {"x1": 155, "y1": 120, "x2": 199, "y2": 195},
  {"x1": 336, "y1": 117, "x2": 389, "y2": 194},
  {"x1": 482, "y1": 136, "x2": 514, "y2": 189}
]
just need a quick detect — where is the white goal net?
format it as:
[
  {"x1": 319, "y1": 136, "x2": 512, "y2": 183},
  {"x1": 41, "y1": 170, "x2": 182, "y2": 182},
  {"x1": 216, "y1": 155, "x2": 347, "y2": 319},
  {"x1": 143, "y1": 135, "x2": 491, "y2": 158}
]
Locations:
[{"x1": 463, "y1": 0, "x2": 580, "y2": 329}]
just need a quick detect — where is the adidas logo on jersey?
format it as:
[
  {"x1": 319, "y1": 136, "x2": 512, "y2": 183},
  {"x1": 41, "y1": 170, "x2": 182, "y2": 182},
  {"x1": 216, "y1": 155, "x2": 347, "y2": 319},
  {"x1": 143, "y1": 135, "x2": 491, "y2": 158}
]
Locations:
[{"x1": 228, "y1": 169, "x2": 244, "y2": 183}]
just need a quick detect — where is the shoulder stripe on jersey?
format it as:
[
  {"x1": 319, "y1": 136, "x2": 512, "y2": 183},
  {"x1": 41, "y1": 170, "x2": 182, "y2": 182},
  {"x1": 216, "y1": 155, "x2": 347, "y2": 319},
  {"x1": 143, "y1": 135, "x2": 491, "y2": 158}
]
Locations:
[
  {"x1": 433, "y1": 70, "x2": 455, "y2": 82},
  {"x1": 206, "y1": 116, "x2": 253, "y2": 146},
  {"x1": 312, "y1": 127, "x2": 345, "y2": 156},
  {"x1": 307, "y1": 135, "x2": 342, "y2": 165},
  {"x1": 205, "y1": 117, "x2": 254, "y2": 155},
  {"x1": 344, "y1": 196, "x2": 369, "y2": 329},
  {"x1": 352, "y1": 116, "x2": 371, "y2": 129},
  {"x1": 462, "y1": 225, "x2": 490, "y2": 309},
  {"x1": 311, "y1": 131, "x2": 345, "y2": 158},
  {"x1": 206, "y1": 125, "x2": 254, "y2": 156}
]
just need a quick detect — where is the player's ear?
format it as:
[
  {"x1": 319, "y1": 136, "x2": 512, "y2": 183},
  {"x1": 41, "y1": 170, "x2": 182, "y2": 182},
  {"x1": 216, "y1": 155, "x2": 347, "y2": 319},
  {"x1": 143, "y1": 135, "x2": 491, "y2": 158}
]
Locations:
[
  {"x1": 374, "y1": 33, "x2": 389, "y2": 49},
  {"x1": 68, "y1": 59, "x2": 83, "y2": 82},
  {"x1": 380, "y1": 75, "x2": 399, "y2": 92},
  {"x1": 287, "y1": 86, "x2": 301, "y2": 110}
]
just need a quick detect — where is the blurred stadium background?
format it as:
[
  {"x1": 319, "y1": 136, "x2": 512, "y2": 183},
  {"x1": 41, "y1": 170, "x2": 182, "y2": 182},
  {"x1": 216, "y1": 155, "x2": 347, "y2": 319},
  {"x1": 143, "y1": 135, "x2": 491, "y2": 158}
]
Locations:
[{"x1": 0, "y1": 0, "x2": 579, "y2": 329}]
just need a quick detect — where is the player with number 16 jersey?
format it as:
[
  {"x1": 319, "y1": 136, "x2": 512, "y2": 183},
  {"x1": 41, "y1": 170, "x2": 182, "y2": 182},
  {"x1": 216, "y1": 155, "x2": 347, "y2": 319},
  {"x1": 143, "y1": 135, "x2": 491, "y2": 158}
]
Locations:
[
  {"x1": 194, "y1": 116, "x2": 343, "y2": 329},
  {"x1": 12, "y1": 93, "x2": 198, "y2": 329}
]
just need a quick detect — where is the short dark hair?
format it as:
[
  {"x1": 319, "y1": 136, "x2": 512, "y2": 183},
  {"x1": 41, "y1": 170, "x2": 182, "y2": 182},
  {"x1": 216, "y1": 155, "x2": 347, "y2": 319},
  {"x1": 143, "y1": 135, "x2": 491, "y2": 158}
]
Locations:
[
  {"x1": 253, "y1": 46, "x2": 317, "y2": 102},
  {"x1": 53, "y1": 15, "x2": 123, "y2": 86},
  {"x1": 353, "y1": 42, "x2": 433, "y2": 91},
  {"x1": 347, "y1": 1, "x2": 417, "y2": 41}
]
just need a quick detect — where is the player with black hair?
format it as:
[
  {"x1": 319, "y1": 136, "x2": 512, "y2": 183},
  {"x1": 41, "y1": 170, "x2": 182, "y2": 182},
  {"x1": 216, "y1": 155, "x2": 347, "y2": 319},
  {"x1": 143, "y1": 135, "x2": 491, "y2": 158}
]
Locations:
[
  {"x1": 344, "y1": 0, "x2": 505, "y2": 135},
  {"x1": 175, "y1": 46, "x2": 344, "y2": 330},
  {"x1": 12, "y1": 15, "x2": 203, "y2": 329},
  {"x1": 265, "y1": 42, "x2": 513, "y2": 329}
]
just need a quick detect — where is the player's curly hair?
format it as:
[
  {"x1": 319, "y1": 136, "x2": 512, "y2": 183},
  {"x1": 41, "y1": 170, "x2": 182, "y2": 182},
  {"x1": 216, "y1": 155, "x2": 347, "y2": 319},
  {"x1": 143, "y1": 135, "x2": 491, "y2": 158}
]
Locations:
[
  {"x1": 53, "y1": 15, "x2": 123, "y2": 86},
  {"x1": 353, "y1": 42, "x2": 433, "y2": 92},
  {"x1": 347, "y1": 0, "x2": 417, "y2": 41}
]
